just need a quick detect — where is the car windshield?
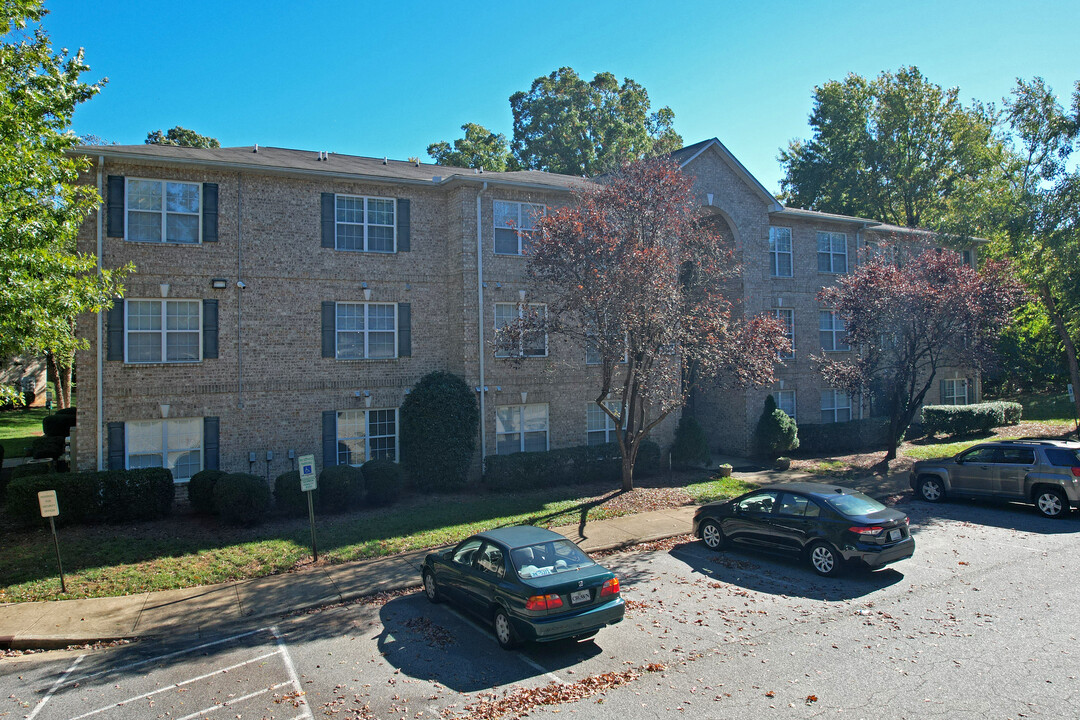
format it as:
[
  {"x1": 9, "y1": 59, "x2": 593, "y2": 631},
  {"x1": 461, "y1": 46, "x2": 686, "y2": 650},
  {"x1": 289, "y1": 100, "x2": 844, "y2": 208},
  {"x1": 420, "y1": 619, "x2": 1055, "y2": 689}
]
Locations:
[
  {"x1": 510, "y1": 539, "x2": 595, "y2": 579},
  {"x1": 825, "y1": 491, "x2": 887, "y2": 516}
]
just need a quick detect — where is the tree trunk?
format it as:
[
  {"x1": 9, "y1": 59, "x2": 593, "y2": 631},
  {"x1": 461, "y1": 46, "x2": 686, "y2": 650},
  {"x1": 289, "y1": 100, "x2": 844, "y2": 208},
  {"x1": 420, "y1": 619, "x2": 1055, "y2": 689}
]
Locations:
[
  {"x1": 1038, "y1": 283, "x2": 1080, "y2": 432},
  {"x1": 46, "y1": 351, "x2": 73, "y2": 409},
  {"x1": 620, "y1": 453, "x2": 635, "y2": 492}
]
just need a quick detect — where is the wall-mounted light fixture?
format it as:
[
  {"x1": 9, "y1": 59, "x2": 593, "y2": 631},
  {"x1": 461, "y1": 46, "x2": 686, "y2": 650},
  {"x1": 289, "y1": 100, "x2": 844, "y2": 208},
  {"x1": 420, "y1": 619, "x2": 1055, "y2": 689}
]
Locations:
[
  {"x1": 362, "y1": 282, "x2": 372, "y2": 301},
  {"x1": 520, "y1": 391, "x2": 528, "y2": 403},
  {"x1": 211, "y1": 278, "x2": 228, "y2": 289},
  {"x1": 495, "y1": 282, "x2": 502, "y2": 289},
  {"x1": 518, "y1": 290, "x2": 526, "y2": 302}
]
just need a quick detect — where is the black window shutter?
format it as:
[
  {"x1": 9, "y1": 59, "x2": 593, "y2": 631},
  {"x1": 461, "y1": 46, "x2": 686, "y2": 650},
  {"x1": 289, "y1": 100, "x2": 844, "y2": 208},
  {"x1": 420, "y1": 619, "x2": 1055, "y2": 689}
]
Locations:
[
  {"x1": 106, "y1": 299, "x2": 125, "y2": 361},
  {"x1": 321, "y1": 193, "x2": 336, "y2": 248},
  {"x1": 322, "y1": 410, "x2": 338, "y2": 468},
  {"x1": 202, "y1": 183, "x2": 219, "y2": 242},
  {"x1": 398, "y1": 302, "x2": 411, "y2": 357},
  {"x1": 202, "y1": 299, "x2": 219, "y2": 359},
  {"x1": 203, "y1": 417, "x2": 220, "y2": 470},
  {"x1": 107, "y1": 175, "x2": 124, "y2": 238},
  {"x1": 107, "y1": 422, "x2": 125, "y2": 470},
  {"x1": 396, "y1": 198, "x2": 410, "y2": 252},
  {"x1": 322, "y1": 301, "x2": 336, "y2": 358},
  {"x1": 939, "y1": 379, "x2": 947, "y2": 404}
]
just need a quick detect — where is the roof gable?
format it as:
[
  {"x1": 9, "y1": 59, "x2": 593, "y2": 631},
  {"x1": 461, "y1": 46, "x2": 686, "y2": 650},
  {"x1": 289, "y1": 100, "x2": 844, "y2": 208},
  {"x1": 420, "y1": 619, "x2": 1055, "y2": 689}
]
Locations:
[{"x1": 673, "y1": 138, "x2": 783, "y2": 212}]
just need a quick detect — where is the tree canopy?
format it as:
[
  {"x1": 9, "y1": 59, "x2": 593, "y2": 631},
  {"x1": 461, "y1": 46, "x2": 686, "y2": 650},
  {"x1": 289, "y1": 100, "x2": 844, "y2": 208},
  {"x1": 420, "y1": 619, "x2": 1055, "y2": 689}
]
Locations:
[
  {"x1": 145, "y1": 125, "x2": 220, "y2": 148},
  {"x1": 0, "y1": 1, "x2": 127, "y2": 407},
  {"x1": 779, "y1": 66, "x2": 999, "y2": 228},
  {"x1": 426, "y1": 122, "x2": 512, "y2": 171}
]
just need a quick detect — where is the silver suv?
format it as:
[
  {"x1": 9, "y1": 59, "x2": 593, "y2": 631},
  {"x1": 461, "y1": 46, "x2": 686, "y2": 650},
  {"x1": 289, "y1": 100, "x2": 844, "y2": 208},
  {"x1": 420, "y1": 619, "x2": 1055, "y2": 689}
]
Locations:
[{"x1": 909, "y1": 440, "x2": 1080, "y2": 518}]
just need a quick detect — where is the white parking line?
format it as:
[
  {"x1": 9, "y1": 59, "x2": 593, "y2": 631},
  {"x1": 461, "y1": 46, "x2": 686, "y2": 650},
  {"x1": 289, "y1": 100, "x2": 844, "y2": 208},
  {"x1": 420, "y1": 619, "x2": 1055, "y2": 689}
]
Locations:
[
  {"x1": 173, "y1": 680, "x2": 294, "y2": 720},
  {"x1": 26, "y1": 654, "x2": 83, "y2": 720},
  {"x1": 271, "y1": 625, "x2": 314, "y2": 720},
  {"x1": 444, "y1": 609, "x2": 564, "y2": 684}
]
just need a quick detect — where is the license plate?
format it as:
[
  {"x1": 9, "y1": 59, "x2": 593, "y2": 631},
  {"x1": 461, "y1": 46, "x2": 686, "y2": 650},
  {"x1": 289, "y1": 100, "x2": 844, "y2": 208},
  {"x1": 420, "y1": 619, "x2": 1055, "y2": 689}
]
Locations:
[
  {"x1": 570, "y1": 589, "x2": 591, "y2": 605},
  {"x1": 888, "y1": 528, "x2": 902, "y2": 542}
]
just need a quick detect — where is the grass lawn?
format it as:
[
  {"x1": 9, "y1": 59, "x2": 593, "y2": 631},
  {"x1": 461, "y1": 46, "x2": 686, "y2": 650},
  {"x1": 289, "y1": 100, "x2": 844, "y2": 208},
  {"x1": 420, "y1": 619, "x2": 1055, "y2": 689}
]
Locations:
[
  {"x1": 0, "y1": 472, "x2": 755, "y2": 603},
  {"x1": 0, "y1": 407, "x2": 50, "y2": 459}
]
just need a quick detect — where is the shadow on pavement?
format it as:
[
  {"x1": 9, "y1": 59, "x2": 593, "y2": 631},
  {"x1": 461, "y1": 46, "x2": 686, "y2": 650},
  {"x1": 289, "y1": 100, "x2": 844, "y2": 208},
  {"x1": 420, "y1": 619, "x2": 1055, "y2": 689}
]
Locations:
[{"x1": 902, "y1": 497, "x2": 1080, "y2": 535}]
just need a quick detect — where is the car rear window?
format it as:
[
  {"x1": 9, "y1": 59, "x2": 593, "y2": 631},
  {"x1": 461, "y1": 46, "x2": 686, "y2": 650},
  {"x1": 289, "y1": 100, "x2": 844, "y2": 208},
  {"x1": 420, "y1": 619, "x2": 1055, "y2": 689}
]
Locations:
[
  {"x1": 1045, "y1": 448, "x2": 1080, "y2": 467},
  {"x1": 825, "y1": 491, "x2": 887, "y2": 516},
  {"x1": 511, "y1": 539, "x2": 595, "y2": 579}
]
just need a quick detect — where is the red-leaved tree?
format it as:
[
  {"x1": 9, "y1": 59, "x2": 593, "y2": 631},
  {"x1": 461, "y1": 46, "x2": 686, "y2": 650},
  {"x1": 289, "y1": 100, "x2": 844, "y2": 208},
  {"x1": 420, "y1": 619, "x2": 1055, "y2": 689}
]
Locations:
[
  {"x1": 504, "y1": 158, "x2": 788, "y2": 490},
  {"x1": 815, "y1": 241, "x2": 1025, "y2": 461}
]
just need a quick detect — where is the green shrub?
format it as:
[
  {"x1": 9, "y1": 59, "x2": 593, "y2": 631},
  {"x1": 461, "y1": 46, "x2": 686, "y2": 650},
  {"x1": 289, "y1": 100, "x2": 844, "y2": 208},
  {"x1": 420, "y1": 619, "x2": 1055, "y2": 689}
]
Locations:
[
  {"x1": 671, "y1": 415, "x2": 710, "y2": 467},
  {"x1": 5, "y1": 471, "x2": 99, "y2": 526},
  {"x1": 318, "y1": 464, "x2": 364, "y2": 513},
  {"x1": 213, "y1": 473, "x2": 271, "y2": 526},
  {"x1": 10, "y1": 461, "x2": 54, "y2": 480},
  {"x1": 483, "y1": 440, "x2": 661, "y2": 491},
  {"x1": 986, "y1": 401, "x2": 1023, "y2": 425},
  {"x1": 400, "y1": 372, "x2": 479, "y2": 491},
  {"x1": 273, "y1": 470, "x2": 313, "y2": 516},
  {"x1": 753, "y1": 395, "x2": 799, "y2": 457},
  {"x1": 797, "y1": 418, "x2": 892, "y2": 454},
  {"x1": 55, "y1": 407, "x2": 77, "y2": 417},
  {"x1": 99, "y1": 468, "x2": 174, "y2": 522},
  {"x1": 635, "y1": 440, "x2": 662, "y2": 477},
  {"x1": 187, "y1": 469, "x2": 227, "y2": 515},
  {"x1": 921, "y1": 403, "x2": 1010, "y2": 437},
  {"x1": 42, "y1": 412, "x2": 76, "y2": 438},
  {"x1": 4, "y1": 468, "x2": 169, "y2": 526},
  {"x1": 30, "y1": 435, "x2": 65, "y2": 460},
  {"x1": 362, "y1": 458, "x2": 403, "y2": 506}
]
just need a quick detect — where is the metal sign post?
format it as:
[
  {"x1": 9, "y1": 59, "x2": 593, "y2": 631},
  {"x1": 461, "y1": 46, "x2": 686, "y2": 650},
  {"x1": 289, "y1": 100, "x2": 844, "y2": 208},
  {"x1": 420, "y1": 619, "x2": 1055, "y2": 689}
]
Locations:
[
  {"x1": 38, "y1": 491, "x2": 65, "y2": 593},
  {"x1": 298, "y1": 454, "x2": 318, "y2": 562}
]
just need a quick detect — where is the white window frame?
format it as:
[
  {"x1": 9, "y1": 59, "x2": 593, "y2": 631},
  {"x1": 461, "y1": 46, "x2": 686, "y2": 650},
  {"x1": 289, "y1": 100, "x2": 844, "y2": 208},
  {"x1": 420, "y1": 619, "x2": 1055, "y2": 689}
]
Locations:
[
  {"x1": 336, "y1": 408, "x2": 399, "y2": 466},
  {"x1": 769, "y1": 227, "x2": 793, "y2": 278},
  {"x1": 585, "y1": 330, "x2": 629, "y2": 365},
  {"x1": 334, "y1": 194, "x2": 396, "y2": 253},
  {"x1": 495, "y1": 403, "x2": 549, "y2": 455},
  {"x1": 774, "y1": 307, "x2": 795, "y2": 359},
  {"x1": 493, "y1": 200, "x2": 544, "y2": 256},
  {"x1": 773, "y1": 390, "x2": 797, "y2": 421},
  {"x1": 819, "y1": 309, "x2": 849, "y2": 352},
  {"x1": 335, "y1": 302, "x2": 398, "y2": 360},
  {"x1": 124, "y1": 299, "x2": 202, "y2": 364},
  {"x1": 817, "y1": 231, "x2": 848, "y2": 273},
  {"x1": 586, "y1": 401, "x2": 625, "y2": 445},
  {"x1": 820, "y1": 389, "x2": 851, "y2": 423},
  {"x1": 494, "y1": 303, "x2": 547, "y2": 358},
  {"x1": 125, "y1": 178, "x2": 202, "y2": 244},
  {"x1": 942, "y1": 378, "x2": 971, "y2": 406},
  {"x1": 125, "y1": 418, "x2": 203, "y2": 483}
]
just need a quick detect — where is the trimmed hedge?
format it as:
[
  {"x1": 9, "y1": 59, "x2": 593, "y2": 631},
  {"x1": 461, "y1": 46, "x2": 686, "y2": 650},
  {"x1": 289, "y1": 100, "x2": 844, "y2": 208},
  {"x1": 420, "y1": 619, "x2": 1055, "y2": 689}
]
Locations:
[
  {"x1": 42, "y1": 412, "x2": 76, "y2": 438},
  {"x1": 10, "y1": 461, "x2": 54, "y2": 480},
  {"x1": 921, "y1": 401, "x2": 1022, "y2": 437},
  {"x1": 5, "y1": 467, "x2": 174, "y2": 526},
  {"x1": 483, "y1": 440, "x2": 661, "y2": 492},
  {"x1": 213, "y1": 473, "x2": 270, "y2": 526},
  {"x1": 362, "y1": 458, "x2": 402, "y2": 506},
  {"x1": 318, "y1": 464, "x2": 364, "y2": 513},
  {"x1": 796, "y1": 418, "x2": 892, "y2": 454},
  {"x1": 31, "y1": 435, "x2": 65, "y2": 460},
  {"x1": 273, "y1": 470, "x2": 313, "y2": 516},
  {"x1": 400, "y1": 372, "x2": 479, "y2": 491},
  {"x1": 188, "y1": 469, "x2": 227, "y2": 515},
  {"x1": 753, "y1": 395, "x2": 800, "y2": 457},
  {"x1": 671, "y1": 416, "x2": 710, "y2": 467}
]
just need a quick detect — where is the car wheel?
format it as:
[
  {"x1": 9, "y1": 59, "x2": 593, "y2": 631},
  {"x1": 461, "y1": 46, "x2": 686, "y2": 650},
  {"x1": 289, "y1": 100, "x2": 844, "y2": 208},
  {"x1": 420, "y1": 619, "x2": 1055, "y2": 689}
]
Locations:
[
  {"x1": 1035, "y1": 487, "x2": 1068, "y2": 519},
  {"x1": 918, "y1": 476, "x2": 945, "y2": 503},
  {"x1": 700, "y1": 519, "x2": 725, "y2": 550},
  {"x1": 493, "y1": 608, "x2": 519, "y2": 650},
  {"x1": 422, "y1": 570, "x2": 442, "y2": 604},
  {"x1": 807, "y1": 541, "x2": 843, "y2": 577}
]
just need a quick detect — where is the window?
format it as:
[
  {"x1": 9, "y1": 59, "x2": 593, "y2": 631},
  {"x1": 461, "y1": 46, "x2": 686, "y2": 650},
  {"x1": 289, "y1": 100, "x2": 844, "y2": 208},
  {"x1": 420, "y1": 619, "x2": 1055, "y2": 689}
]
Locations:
[
  {"x1": 821, "y1": 389, "x2": 851, "y2": 423},
  {"x1": 774, "y1": 307, "x2": 795, "y2": 359},
  {"x1": 769, "y1": 227, "x2": 793, "y2": 277},
  {"x1": 335, "y1": 194, "x2": 395, "y2": 252},
  {"x1": 495, "y1": 403, "x2": 548, "y2": 455},
  {"x1": 941, "y1": 378, "x2": 970, "y2": 405},
  {"x1": 336, "y1": 408, "x2": 398, "y2": 466},
  {"x1": 773, "y1": 390, "x2": 796, "y2": 421},
  {"x1": 776, "y1": 493, "x2": 819, "y2": 518},
  {"x1": 494, "y1": 303, "x2": 547, "y2": 357},
  {"x1": 998, "y1": 448, "x2": 1035, "y2": 465},
  {"x1": 126, "y1": 418, "x2": 203, "y2": 482},
  {"x1": 126, "y1": 179, "x2": 201, "y2": 243},
  {"x1": 125, "y1": 299, "x2": 201, "y2": 363},
  {"x1": 494, "y1": 200, "x2": 543, "y2": 255},
  {"x1": 586, "y1": 401, "x2": 624, "y2": 445},
  {"x1": 961, "y1": 249, "x2": 976, "y2": 269},
  {"x1": 737, "y1": 491, "x2": 778, "y2": 514},
  {"x1": 477, "y1": 542, "x2": 506, "y2": 578},
  {"x1": 817, "y1": 231, "x2": 848, "y2": 273},
  {"x1": 957, "y1": 446, "x2": 997, "y2": 464},
  {"x1": 336, "y1": 303, "x2": 397, "y2": 359},
  {"x1": 819, "y1": 310, "x2": 849, "y2": 351}
]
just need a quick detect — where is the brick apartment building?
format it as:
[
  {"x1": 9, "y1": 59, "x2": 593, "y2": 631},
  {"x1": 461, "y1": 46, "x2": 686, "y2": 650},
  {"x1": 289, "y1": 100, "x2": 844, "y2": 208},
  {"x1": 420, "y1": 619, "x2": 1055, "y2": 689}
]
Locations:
[{"x1": 71, "y1": 138, "x2": 979, "y2": 483}]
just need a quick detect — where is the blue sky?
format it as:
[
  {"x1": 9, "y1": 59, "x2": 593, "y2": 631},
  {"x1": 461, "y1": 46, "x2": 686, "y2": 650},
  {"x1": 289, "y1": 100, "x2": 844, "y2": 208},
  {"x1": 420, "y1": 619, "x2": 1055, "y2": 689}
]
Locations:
[{"x1": 42, "y1": 0, "x2": 1080, "y2": 195}]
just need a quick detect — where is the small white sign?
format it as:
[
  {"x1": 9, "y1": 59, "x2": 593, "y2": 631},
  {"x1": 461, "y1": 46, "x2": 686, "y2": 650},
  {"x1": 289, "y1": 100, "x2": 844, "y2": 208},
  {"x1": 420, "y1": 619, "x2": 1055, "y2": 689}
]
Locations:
[
  {"x1": 1069, "y1": 384, "x2": 1075, "y2": 403},
  {"x1": 298, "y1": 454, "x2": 317, "y2": 492},
  {"x1": 38, "y1": 490, "x2": 59, "y2": 518}
]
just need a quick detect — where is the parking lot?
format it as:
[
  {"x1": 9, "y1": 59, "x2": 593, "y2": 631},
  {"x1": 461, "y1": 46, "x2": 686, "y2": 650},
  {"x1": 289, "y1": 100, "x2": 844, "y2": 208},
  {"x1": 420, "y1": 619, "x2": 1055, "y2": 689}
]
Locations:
[{"x1": 6, "y1": 496, "x2": 1080, "y2": 718}]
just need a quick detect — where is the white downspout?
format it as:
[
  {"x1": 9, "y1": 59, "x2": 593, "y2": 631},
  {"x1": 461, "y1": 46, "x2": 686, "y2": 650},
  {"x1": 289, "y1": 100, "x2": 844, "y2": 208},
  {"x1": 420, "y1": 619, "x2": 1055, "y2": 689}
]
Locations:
[
  {"x1": 96, "y1": 156, "x2": 104, "y2": 470},
  {"x1": 476, "y1": 182, "x2": 488, "y2": 466}
]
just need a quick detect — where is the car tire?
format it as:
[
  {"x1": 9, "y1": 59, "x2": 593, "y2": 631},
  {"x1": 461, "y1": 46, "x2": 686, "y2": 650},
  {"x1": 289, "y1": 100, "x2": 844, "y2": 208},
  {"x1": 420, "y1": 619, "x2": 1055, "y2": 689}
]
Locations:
[
  {"x1": 422, "y1": 570, "x2": 442, "y2": 604},
  {"x1": 1034, "y1": 487, "x2": 1069, "y2": 519},
  {"x1": 918, "y1": 476, "x2": 945, "y2": 503},
  {"x1": 700, "y1": 519, "x2": 725, "y2": 550},
  {"x1": 807, "y1": 541, "x2": 843, "y2": 577},
  {"x1": 493, "y1": 607, "x2": 519, "y2": 650}
]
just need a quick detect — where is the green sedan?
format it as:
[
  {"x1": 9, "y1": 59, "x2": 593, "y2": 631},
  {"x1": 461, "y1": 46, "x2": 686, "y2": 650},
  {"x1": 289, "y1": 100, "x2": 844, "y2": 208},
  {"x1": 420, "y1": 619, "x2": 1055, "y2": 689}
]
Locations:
[{"x1": 421, "y1": 526, "x2": 625, "y2": 649}]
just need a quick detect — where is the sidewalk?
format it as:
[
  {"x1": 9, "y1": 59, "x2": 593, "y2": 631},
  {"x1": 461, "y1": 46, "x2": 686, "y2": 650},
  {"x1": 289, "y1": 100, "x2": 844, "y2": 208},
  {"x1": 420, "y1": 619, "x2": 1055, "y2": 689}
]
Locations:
[{"x1": 0, "y1": 463, "x2": 913, "y2": 651}]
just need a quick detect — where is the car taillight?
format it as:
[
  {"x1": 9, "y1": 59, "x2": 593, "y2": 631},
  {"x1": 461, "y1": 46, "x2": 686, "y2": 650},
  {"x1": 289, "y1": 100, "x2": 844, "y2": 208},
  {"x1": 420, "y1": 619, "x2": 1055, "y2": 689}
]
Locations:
[
  {"x1": 1072, "y1": 467, "x2": 1080, "y2": 478},
  {"x1": 600, "y1": 577, "x2": 620, "y2": 597},
  {"x1": 848, "y1": 526, "x2": 883, "y2": 536},
  {"x1": 525, "y1": 594, "x2": 563, "y2": 611}
]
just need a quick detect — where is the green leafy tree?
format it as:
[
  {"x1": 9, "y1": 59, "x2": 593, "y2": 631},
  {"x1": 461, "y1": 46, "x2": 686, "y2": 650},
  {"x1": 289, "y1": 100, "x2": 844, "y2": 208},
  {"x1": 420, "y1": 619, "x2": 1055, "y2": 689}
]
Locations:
[
  {"x1": 0, "y1": 1, "x2": 128, "y2": 407},
  {"x1": 779, "y1": 66, "x2": 999, "y2": 228},
  {"x1": 145, "y1": 125, "x2": 220, "y2": 148},
  {"x1": 400, "y1": 372, "x2": 479, "y2": 490},
  {"x1": 509, "y1": 67, "x2": 682, "y2": 176},
  {"x1": 752, "y1": 394, "x2": 799, "y2": 458},
  {"x1": 427, "y1": 122, "x2": 512, "y2": 171}
]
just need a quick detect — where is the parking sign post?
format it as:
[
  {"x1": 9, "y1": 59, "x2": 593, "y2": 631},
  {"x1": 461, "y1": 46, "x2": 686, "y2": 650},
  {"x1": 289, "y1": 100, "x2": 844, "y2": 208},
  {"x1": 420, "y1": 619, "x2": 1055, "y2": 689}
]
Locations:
[
  {"x1": 38, "y1": 490, "x2": 65, "y2": 593},
  {"x1": 298, "y1": 455, "x2": 318, "y2": 562}
]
